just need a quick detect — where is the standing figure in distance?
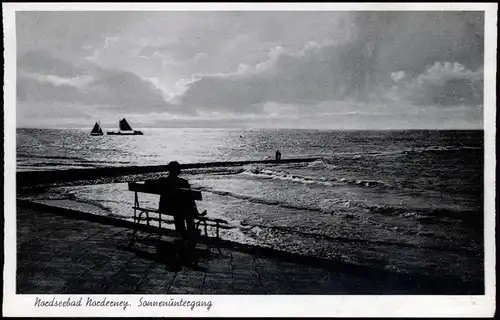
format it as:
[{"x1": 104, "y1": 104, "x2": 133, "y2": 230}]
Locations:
[{"x1": 275, "y1": 150, "x2": 282, "y2": 161}]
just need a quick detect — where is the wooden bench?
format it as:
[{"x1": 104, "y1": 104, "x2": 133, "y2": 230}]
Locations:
[{"x1": 127, "y1": 181, "x2": 232, "y2": 253}]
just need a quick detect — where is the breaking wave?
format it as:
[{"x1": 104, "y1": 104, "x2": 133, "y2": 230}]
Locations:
[
  {"x1": 196, "y1": 185, "x2": 330, "y2": 213},
  {"x1": 402, "y1": 146, "x2": 482, "y2": 155},
  {"x1": 331, "y1": 146, "x2": 482, "y2": 159},
  {"x1": 240, "y1": 166, "x2": 389, "y2": 189},
  {"x1": 196, "y1": 185, "x2": 479, "y2": 225},
  {"x1": 239, "y1": 221, "x2": 478, "y2": 254}
]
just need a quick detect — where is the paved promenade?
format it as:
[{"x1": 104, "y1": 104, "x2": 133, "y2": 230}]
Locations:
[{"x1": 16, "y1": 202, "x2": 472, "y2": 294}]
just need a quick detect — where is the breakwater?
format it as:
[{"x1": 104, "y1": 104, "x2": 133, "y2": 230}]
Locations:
[{"x1": 17, "y1": 157, "x2": 320, "y2": 187}]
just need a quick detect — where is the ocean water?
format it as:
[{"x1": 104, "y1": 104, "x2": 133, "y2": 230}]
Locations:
[{"x1": 17, "y1": 128, "x2": 484, "y2": 283}]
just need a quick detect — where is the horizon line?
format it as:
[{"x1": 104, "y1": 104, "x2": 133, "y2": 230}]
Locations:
[{"x1": 16, "y1": 126, "x2": 485, "y2": 131}]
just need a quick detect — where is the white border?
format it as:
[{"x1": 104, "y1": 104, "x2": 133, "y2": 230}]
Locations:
[
  {"x1": 1, "y1": 2, "x2": 497, "y2": 11},
  {"x1": 3, "y1": 2, "x2": 497, "y2": 317}
]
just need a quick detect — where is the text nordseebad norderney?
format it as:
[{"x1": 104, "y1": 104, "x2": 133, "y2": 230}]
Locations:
[{"x1": 34, "y1": 297, "x2": 213, "y2": 311}]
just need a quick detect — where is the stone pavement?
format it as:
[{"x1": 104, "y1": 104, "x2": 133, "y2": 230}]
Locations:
[{"x1": 16, "y1": 203, "x2": 469, "y2": 294}]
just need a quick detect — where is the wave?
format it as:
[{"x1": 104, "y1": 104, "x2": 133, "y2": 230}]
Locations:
[
  {"x1": 195, "y1": 185, "x2": 352, "y2": 214},
  {"x1": 239, "y1": 221, "x2": 478, "y2": 254},
  {"x1": 17, "y1": 153, "x2": 134, "y2": 165},
  {"x1": 307, "y1": 159, "x2": 340, "y2": 170},
  {"x1": 368, "y1": 205, "x2": 482, "y2": 225},
  {"x1": 403, "y1": 146, "x2": 482, "y2": 154},
  {"x1": 17, "y1": 153, "x2": 86, "y2": 161},
  {"x1": 240, "y1": 166, "x2": 389, "y2": 189},
  {"x1": 332, "y1": 146, "x2": 482, "y2": 159},
  {"x1": 184, "y1": 167, "x2": 245, "y2": 176},
  {"x1": 242, "y1": 167, "x2": 333, "y2": 186},
  {"x1": 197, "y1": 185, "x2": 480, "y2": 226},
  {"x1": 17, "y1": 162, "x2": 98, "y2": 168},
  {"x1": 196, "y1": 185, "x2": 328, "y2": 213}
]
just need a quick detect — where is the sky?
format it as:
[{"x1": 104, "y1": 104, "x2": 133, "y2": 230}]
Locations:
[{"x1": 16, "y1": 11, "x2": 484, "y2": 129}]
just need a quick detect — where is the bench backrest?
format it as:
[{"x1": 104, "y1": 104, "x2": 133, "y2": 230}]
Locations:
[{"x1": 128, "y1": 182, "x2": 202, "y2": 201}]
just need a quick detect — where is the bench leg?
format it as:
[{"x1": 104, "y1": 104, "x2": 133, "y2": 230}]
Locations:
[
  {"x1": 129, "y1": 210, "x2": 147, "y2": 248},
  {"x1": 215, "y1": 238, "x2": 223, "y2": 255},
  {"x1": 158, "y1": 213, "x2": 163, "y2": 242},
  {"x1": 128, "y1": 230, "x2": 137, "y2": 248},
  {"x1": 214, "y1": 224, "x2": 223, "y2": 255},
  {"x1": 128, "y1": 206, "x2": 138, "y2": 248}
]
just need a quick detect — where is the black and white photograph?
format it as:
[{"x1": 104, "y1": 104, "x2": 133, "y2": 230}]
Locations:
[{"x1": 3, "y1": 2, "x2": 496, "y2": 317}]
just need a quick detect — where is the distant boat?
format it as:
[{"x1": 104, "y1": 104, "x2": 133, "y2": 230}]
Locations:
[
  {"x1": 90, "y1": 121, "x2": 103, "y2": 136},
  {"x1": 107, "y1": 118, "x2": 144, "y2": 135}
]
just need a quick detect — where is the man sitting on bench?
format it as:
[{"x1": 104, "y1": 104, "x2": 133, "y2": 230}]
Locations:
[{"x1": 145, "y1": 161, "x2": 206, "y2": 241}]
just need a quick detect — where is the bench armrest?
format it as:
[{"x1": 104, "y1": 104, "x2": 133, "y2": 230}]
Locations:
[
  {"x1": 195, "y1": 216, "x2": 229, "y2": 224},
  {"x1": 132, "y1": 206, "x2": 160, "y2": 213}
]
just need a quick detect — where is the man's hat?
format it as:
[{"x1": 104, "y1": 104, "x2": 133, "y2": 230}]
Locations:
[{"x1": 167, "y1": 161, "x2": 181, "y2": 172}]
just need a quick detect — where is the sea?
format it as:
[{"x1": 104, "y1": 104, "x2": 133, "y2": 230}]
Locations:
[{"x1": 16, "y1": 128, "x2": 484, "y2": 284}]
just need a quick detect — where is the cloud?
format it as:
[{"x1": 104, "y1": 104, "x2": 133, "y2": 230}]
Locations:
[
  {"x1": 391, "y1": 71, "x2": 406, "y2": 82},
  {"x1": 18, "y1": 50, "x2": 87, "y2": 78},
  {"x1": 176, "y1": 42, "x2": 345, "y2": 112},
  {"x1": 104, "y1": 37, "x2": 120, "y2": 49},
  {"x1": 173, "y1": 11, "x2": 483, "y2": 115},
  {"x1": 192, "y1": 52, "x2": 208, "y2": 62},
  {"x1": 16, "y1": 11, "x2": 484, "y2": 129},
  {"x1": 16, "y1": 11, "x2": 147, "y2": 68},
  {"x1": 398, "y1": 62, "x2": 483, "y2": 106},
  {"x1": 17, "y1": 50, "x2": 192, "y2": 115},
  {"x1": 20, "y1": 72, "x2": 94, "y2": 88}
]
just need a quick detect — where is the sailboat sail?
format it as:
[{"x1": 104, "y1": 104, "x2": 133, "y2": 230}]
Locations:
[
  {"x1": 90, "y1": 121, "x2": 104, "y2": 135},
  {"x1": 106, "y1": 117, "x2": 143, "y2": 135},
  {"x1": 119, "y1": 118, "x2": 133, "y2": 131},
  {"x1": 91, "y1": 122, "x2": 101, "y2": 134}
]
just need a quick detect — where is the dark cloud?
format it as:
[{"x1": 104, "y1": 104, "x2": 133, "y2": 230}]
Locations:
[
  {"x1": 16, "y1": 11, "x2": 485, "y2": 129},
  {"x1": 16, "y1": 11, "x2": 143, "y2": 58},
  {"x1": 18, "y1": 50, "x2": 86, "y2": 77},
  {"x1": 372, "y1": 12, "x2": 484, "y2": 77},
  {"x1": 178, "y1": 11, "x2": 484, "y2": 113},
  {"x1": 17, "y1": 50, "x2": 193, "y2": 114},
  {"x1": 398, "y1": 62, "x2": 483, "y2": 106},
  {"x1": 138, "y1": 12, "x2": 348, "y2": 68}
]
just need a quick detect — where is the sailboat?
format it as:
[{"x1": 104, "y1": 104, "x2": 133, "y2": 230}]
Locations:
[
  {"x1": 90, "y1": 121, "x2": 104, "y2": 136},
  {"x1": 106, "y1": 118, "x2": 144, "y2": 135}
]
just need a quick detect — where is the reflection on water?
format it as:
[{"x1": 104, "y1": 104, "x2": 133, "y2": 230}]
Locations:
[{"x1": 17, "y1": 128, "x2": 483, "y2": 283}]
